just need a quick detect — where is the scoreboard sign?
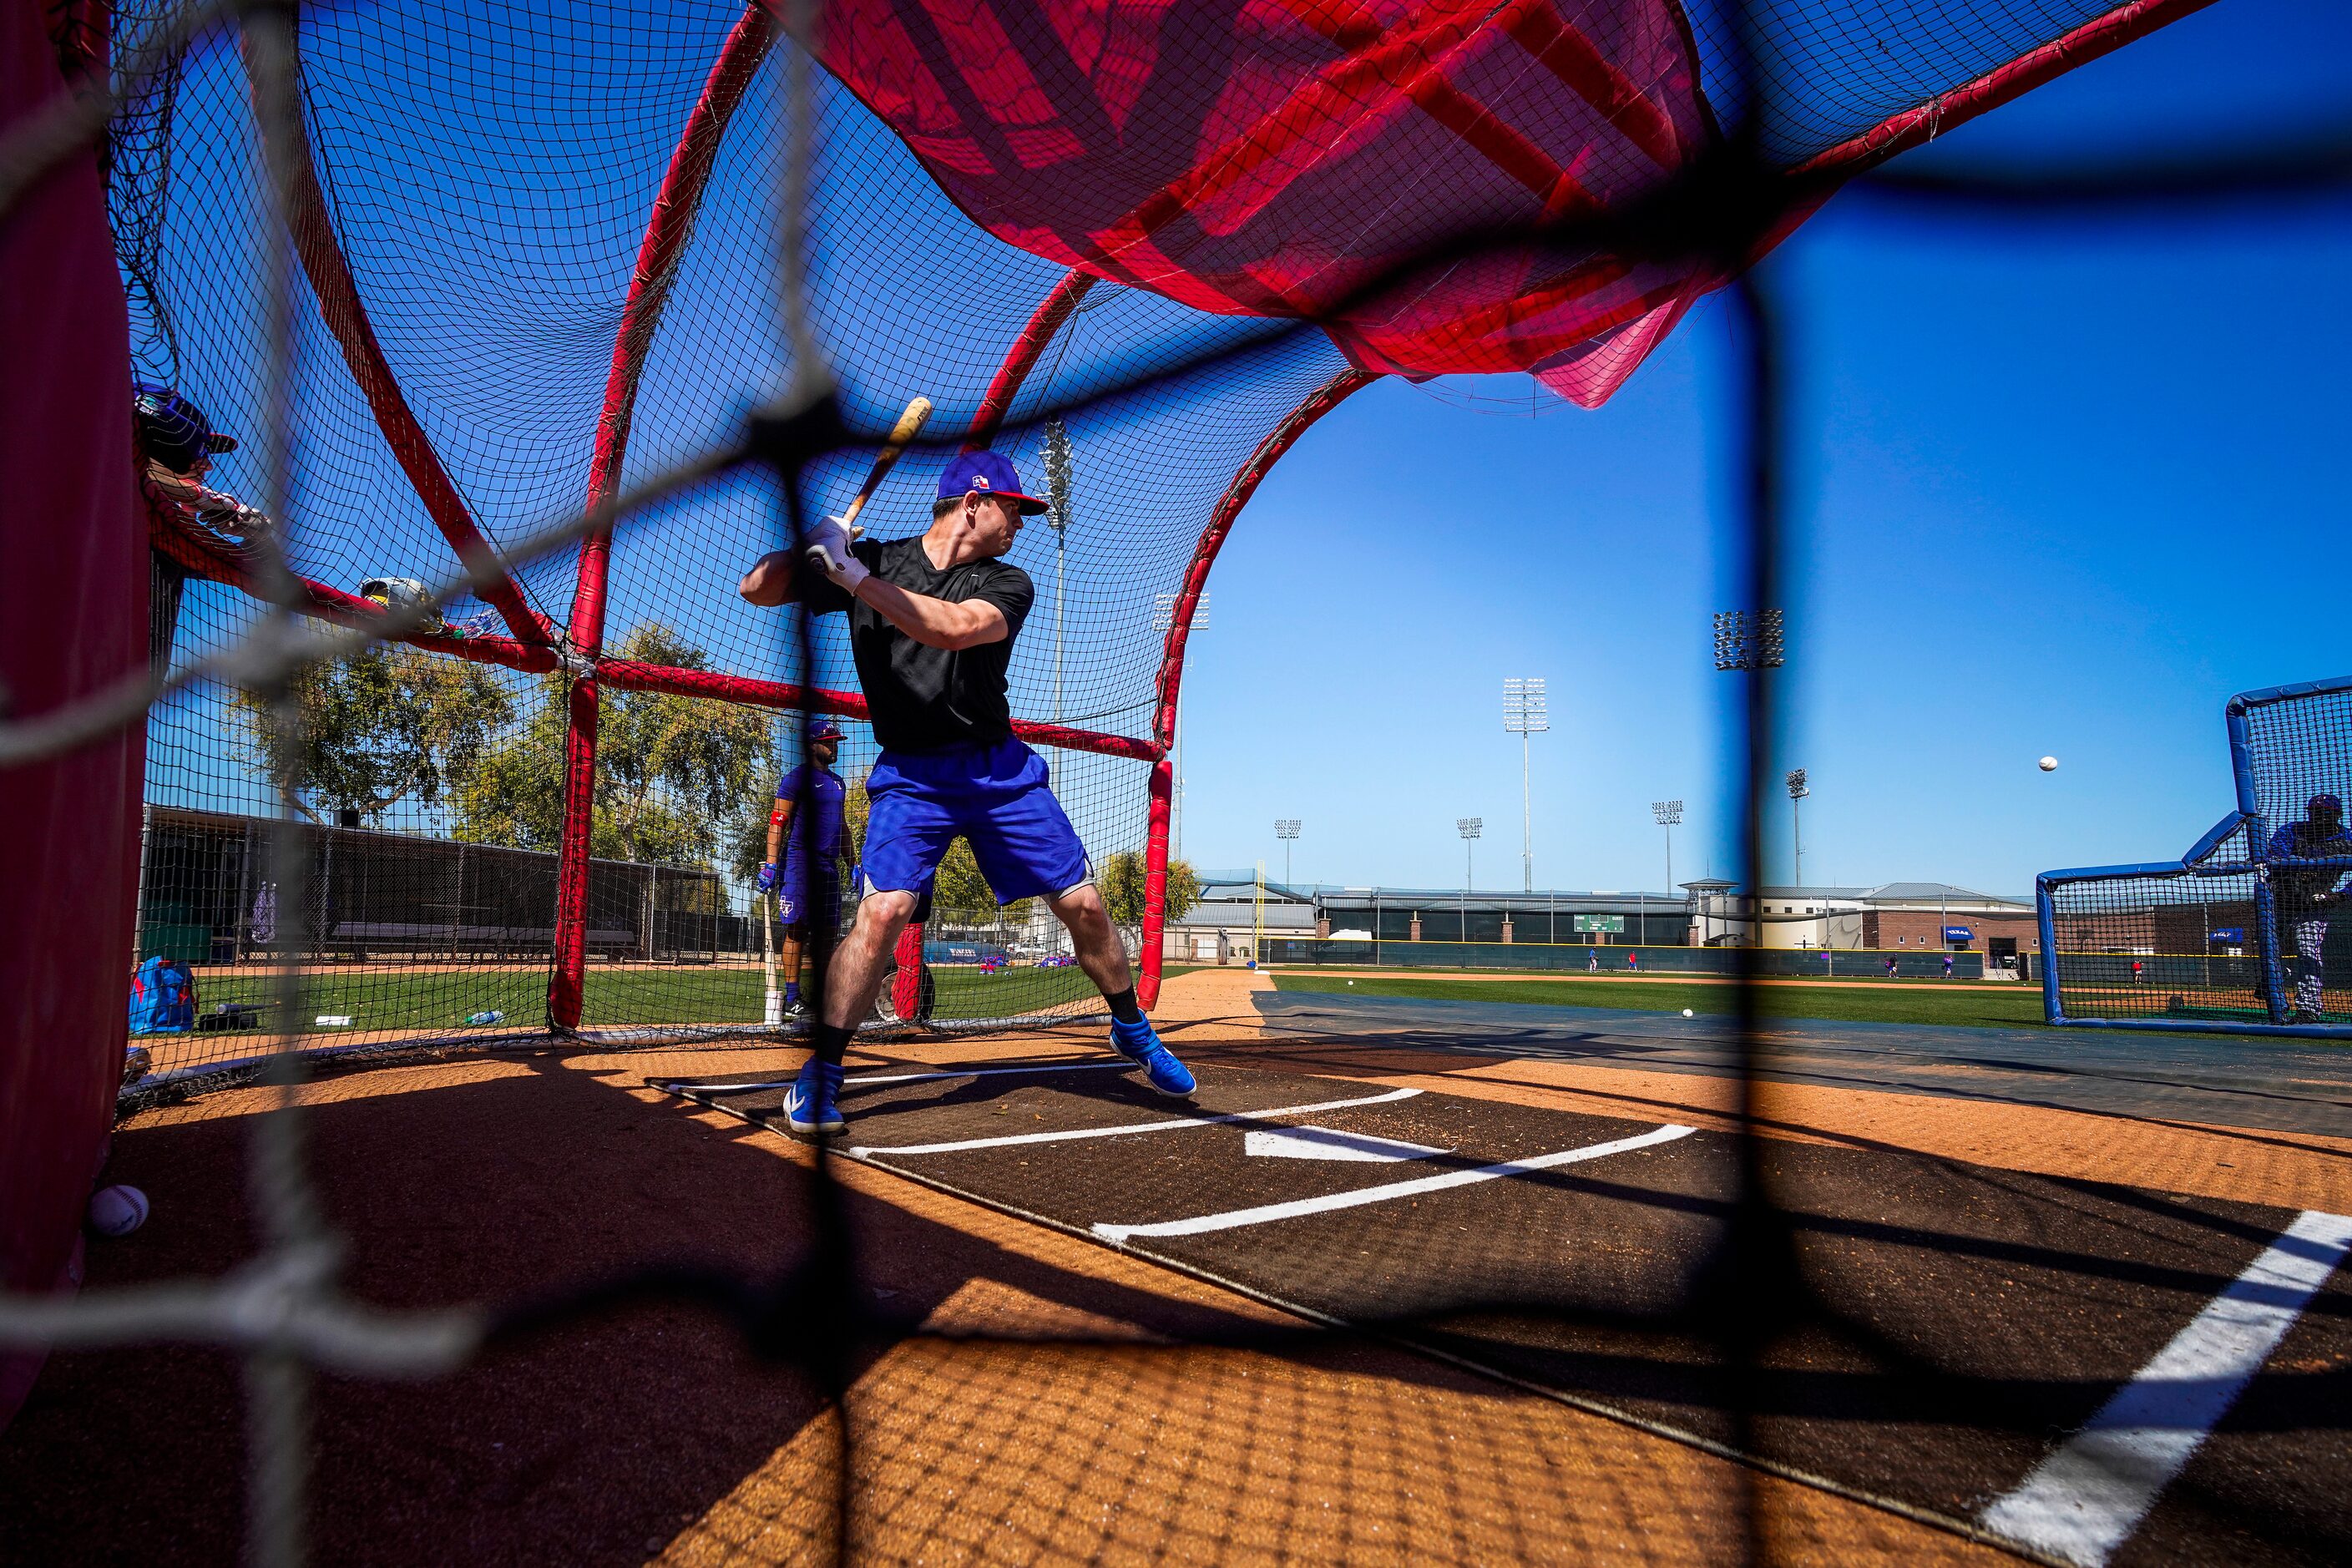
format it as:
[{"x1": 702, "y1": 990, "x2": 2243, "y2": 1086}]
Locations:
[{"x1": 1573, "y1": 913, "x2": 1626, "y2": 933}]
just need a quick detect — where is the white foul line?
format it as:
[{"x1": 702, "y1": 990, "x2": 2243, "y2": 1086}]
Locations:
[
  {"x1": 851, "y1": 1086, "x2": 1423, "y2": 1157},
  {"x1": 1092, "y1": 1123, "x2": 1697, "y2": 1242},
  {"x1": 1980, "y1": 1208, "x2": 2352, "y2": 1567}
]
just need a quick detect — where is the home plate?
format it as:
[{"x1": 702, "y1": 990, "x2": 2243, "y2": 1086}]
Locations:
[{"x1": 1243, "y1": 1125, "x2": 1452, "y2": 1163}]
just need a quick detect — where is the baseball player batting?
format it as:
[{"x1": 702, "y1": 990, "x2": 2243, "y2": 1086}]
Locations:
[{"x1": 739, "y1": 448, "x2": 1195, "y2": 1135}]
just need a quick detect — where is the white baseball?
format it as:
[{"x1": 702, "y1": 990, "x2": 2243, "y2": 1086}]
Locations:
[
  {"x1": 88, "y1": 1185, "x2": 149, "y2": 1237},
  {"x1": 1682, "y1": 1008, "x2": 1694, "y2": 1018},
  {"x1": 2038, "y1": 756, "x2": 2058, "y2": 771}
]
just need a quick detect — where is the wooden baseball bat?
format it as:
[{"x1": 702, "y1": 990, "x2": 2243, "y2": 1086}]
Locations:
[
  {"x1": 761, "y1": 888, "x2": 779, "y2": 1027},
  {"x1": 837, "y1": 395, "x2": 933, "y2": 535}
]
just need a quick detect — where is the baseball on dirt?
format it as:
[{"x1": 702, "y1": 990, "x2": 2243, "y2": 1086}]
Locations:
[
  {"x1": 88, "y1": 1185, "x2": 149, "y2": 1237},
  {"x1": 2038, "y1": 756, "x2": 2058, "y2": 771}
]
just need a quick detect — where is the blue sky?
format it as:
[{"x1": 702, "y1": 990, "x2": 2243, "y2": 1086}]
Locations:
[{"x1": 1174, "y1": 0, "x2": 2352, "y2": 898}]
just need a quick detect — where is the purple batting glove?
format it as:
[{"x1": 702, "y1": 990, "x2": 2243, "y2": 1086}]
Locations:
[{"x1": 756, "y1": 862, "x2": 778, "y2": 894}]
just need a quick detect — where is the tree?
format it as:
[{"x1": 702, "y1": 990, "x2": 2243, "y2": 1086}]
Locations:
[
  {"x1": 932, "y1": 838, "x2": 1034, "y2": 929},
  {"x1": 453, "y1": 625, "x2": 773, "y2": 867},
  {"x1": 1098, "y1": 850, "x2": 1200, "y2": 929},
  {"x1": 230, "y1": 643, "x2": 513, "y2": 824}
]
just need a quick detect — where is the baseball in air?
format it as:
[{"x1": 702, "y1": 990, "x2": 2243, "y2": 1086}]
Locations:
[
  {"x1": 2038, "y1": 756, "x2": 2059, "y2": 771},
  {"x1": 88, "y1": 1185, "x2": 149, "y2": 1237},
  {"x1": 1682, "y1": 1008, "x2": 1695, "y2": 1018}
]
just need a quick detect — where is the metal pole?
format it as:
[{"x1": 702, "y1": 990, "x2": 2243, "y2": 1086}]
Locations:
[
  {"x1": 1521, "y1": 730, "x2": 1532, "y2": 893},
  {"x1": 1505, "y1": 678, "x2": 1545, "y2": 895},
  {"x1": 134, "y1": 803, "x2": 154, "y2": 961}
]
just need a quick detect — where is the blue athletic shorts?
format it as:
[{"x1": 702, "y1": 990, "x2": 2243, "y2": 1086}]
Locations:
[
  {"x1": 862, "y1": 737, "x2": 1089, "y2": 905},
  {"x1": 776, "y1": 856, "x2": 839, "y2": 929}
]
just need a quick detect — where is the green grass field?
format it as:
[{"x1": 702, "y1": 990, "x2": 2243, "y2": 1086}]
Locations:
[
  {"x1": 1272, "y1": 972, "x2": 2054, "y2": 1030},
  {"x1": 151, "y1": 962, "x2": 1105, "y2": 1037}
]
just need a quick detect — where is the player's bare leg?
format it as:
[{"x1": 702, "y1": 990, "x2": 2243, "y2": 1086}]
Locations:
[
  {"x1": 1047, "y1": 881, "x2": 1195, "y2": 1097},
  {"x1": 818, "y1": 889, "x2": 920, "y2": 1032},
  {"x1": 1044, "y1": 883, "x2": 1131, "y2": 994}
]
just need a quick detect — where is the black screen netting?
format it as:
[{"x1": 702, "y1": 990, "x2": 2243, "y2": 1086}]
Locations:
[{"x1": 6, "y1": 2, "x2": 2347, "y2": 1565}]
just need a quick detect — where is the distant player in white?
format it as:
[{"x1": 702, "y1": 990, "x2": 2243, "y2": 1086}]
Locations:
[{"x1": 2267, "y1": 793, "x2": 2351, "y2": 1022}]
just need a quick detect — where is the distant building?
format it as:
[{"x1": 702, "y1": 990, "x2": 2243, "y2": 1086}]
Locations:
[
  {"x1": 1162, "y1": 872, "x2": 2041, "y2": 970},
  {"x1": 1166, "y1": 874, "x2": 1687, "y2": 964},
  {"x1": 1686, "y1": 881, "x2": 2039, "y2": 967},
  {"x1": 1163, "y1": 872, "x2": 1317, "y2": 964}
]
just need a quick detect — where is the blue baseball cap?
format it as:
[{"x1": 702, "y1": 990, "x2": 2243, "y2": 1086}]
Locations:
[
  {"x1": 134, "y1": 384, "x2": 237, "y2": 473},
  {"x1": 938, "y1": 449, "x2": 1048, "y2": 515},
  {"x1": 807, "y1": 719, "x2": 844, "y2": 742}
]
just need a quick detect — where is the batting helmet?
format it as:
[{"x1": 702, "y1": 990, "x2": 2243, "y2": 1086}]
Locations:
[{"x1": 133, "y1": 385, "x2": 238, "y2": 474}]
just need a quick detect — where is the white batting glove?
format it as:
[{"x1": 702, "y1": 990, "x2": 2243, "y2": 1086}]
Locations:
[{"x1": 803, "y1": 514, "x2": 868, "y2": 592}]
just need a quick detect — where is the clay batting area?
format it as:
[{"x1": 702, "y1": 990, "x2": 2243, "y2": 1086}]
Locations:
[{"x1": 8, "y1": 970, "x2": 2347, "y2": 1565}]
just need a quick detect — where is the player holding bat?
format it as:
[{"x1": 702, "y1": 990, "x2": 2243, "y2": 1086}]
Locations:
[
  {"x1": 2267, "y1": 792, "x2": 2352, "y2": 1022},
  {"x1": 739, "y1": 440, "x2": 1195, "y2": 1136}
]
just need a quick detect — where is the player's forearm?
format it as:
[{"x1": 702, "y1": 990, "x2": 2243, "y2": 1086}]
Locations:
[
  {"x1": 738, "y1": 550, "x2": 802, "y2": 607},
  {"x1": 851, "y1": 577, "x2": 1004, "y2": 650}
]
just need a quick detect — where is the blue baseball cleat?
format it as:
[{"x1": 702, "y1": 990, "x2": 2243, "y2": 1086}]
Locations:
[
  {"x1": 1109, "y1": 1014, "x2": 1196, "y2": 1097},
  {"x1": 782, "y1": 1060, "x2": 847, "y2": 1136}
]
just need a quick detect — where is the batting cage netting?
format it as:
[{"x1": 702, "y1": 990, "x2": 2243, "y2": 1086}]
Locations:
[
  {"x1": 8, "y1": 2, "x2": 2348, "y2": 1566},
  {"x1": 2041, "y1": 676, "x2": 2352, "y2": 1036}
]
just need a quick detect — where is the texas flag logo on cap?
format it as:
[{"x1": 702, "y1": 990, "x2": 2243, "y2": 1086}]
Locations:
[{"x1": 937, "y1": 450, "x2": 1049, "y2": 515}]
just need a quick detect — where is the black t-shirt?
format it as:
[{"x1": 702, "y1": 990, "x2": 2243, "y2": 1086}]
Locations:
[{"x1": 802, "y1": 534, "x2": 1033, "y2": 753}]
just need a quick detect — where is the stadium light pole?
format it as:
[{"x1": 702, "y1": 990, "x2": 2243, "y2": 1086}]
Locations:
[
  {"x1": 1275, "y1": 818, "x2": 1300, "y2": 887},
  {"x1": 1652, "y1": 800, "x2": 1682, "y2": 901},
  {"x1": 1153, "y1": 591, "x2": 1207, "y2": 861},
  {"x1": 1043, "y1": 419, "x2": 1074, "y2": 726},
  {"x1": 1715, "y1": 611, "x2": 1785, "y2": 923},
  {"x1": 1786, "y1": 768, "x2": 1809, "y2": 887},
  {"x1": 1457, "y1": 817, "x2": 1481, "y2": 936},
  {"x1": 1712, "y1": 609, "x2": 1785, "y2": 675},
  {"x1": 1504, "y1": 677, "x2": 1548, "y2": 892}
]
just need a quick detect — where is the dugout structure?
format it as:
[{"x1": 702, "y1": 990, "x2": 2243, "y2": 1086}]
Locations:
[{"x1": 2039, "y1": 676, "x2": 2352, "y2": 1038}]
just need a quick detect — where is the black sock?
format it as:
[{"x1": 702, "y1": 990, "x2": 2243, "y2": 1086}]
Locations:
[
  {"x1": 1104, "y1": 987, "x2": 1143, "y2": 1024},
  {"x1": 809, "y1": 1022, "x2": 853, "y2": 1067}
]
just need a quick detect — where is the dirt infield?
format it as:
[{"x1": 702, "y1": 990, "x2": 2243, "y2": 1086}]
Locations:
[{"x1": 7, "y1": 971, "x2": 2343, "y2": 1563}]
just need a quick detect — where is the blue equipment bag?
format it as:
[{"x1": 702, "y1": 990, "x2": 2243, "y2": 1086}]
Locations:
[{"x1": 128, "y1": 955, "x2": 197, "y2": 1033}]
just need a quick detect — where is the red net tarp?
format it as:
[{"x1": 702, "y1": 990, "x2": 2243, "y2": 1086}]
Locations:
[{"x1": 817, "y1": 0, "x2": 1722, "y2": 405}]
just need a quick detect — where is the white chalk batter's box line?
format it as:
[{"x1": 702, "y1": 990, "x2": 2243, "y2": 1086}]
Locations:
[{"x1": 663, "y1": 1062, "x2": 1704, "y2": 1241}]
